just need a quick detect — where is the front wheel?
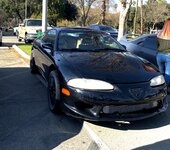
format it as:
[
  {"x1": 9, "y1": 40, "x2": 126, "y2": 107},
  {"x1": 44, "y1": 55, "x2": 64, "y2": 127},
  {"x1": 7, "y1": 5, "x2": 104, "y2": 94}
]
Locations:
[{"x1": 48, "y1": 70, "x2": 61, "y2": 113}]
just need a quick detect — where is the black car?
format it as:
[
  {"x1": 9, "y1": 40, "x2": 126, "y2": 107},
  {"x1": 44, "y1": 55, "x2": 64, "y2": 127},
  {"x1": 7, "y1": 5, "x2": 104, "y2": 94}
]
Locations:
[
  {"x1": 30, "y1": 27, "x2": 167, "y2": 121},
  {"x1": 89, "y1": 24, "x2": 118, "y2": 39},
  {"x1": 119, "y1": 34, "x2": 158, "y2": 66}
]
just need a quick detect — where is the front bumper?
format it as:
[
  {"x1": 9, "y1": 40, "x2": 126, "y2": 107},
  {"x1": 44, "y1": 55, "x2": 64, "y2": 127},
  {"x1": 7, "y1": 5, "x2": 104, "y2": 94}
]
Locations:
[
  {"x1": 26, "y1": 33, "x2": 37, "y2": 41},
  {"x1": 61, "y1": 83, "x2": 168, "y2": 121}
]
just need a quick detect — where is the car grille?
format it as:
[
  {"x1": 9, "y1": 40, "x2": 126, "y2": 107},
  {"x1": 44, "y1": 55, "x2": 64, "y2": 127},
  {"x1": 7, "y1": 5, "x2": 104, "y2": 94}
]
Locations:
[{"x1": 102, "y1": 101, "x2": 160, "y2": 114}]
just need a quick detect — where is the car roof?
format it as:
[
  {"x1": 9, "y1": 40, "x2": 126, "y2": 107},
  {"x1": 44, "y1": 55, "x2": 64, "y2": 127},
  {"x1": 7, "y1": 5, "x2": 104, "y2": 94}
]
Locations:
[
  {"x1": 24, "y1": 19, "x2": 42, "y2": 21},
  {"x1": 90, "y1": 24, "x2": 112, "y2": 27},
  {"x1": 53, "y1": 26, "x2": 105, "y2": 33},
  {"x1": 128, "y1": 34, "x2": 157, "y2": 42}
]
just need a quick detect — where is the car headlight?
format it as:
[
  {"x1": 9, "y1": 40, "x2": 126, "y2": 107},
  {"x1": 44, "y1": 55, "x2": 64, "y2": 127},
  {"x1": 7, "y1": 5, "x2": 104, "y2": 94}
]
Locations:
[
  {"x1": 150, "y1": 75, "x2": 165, "y2": 87},
  {"x1": 67, "y1": 78, "x2": 114, "y2": 90}
]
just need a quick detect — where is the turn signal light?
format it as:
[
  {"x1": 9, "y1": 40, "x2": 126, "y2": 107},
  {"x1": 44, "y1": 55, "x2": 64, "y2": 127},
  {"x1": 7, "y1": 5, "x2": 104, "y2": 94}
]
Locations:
[{"x1": 62, "y1": 88, "x2": 70, "y2": 96}]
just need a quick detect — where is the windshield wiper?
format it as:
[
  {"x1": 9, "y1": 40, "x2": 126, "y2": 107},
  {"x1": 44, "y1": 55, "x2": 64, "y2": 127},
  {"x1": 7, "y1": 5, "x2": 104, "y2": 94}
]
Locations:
[
  {"x1": 93, "y1": 48, "x2": 126, "y2": 52},
  {"x1": 59, "y1": 48, "x2": 126, "y2": 52}
]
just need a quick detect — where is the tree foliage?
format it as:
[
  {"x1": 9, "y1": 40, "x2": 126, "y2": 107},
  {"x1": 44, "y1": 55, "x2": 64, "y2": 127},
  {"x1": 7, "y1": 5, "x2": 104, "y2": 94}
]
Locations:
[
  {"x1": 127, "y1": 0, "x2": 170, "y2": 34},
  {"x1": 0, "y1": 0, "x2": 77, "y2": 26},
  {"x1": 48, "y1": 0, "x2": 78, "y2": 25},
  {"x1": 143, "y1": 0, "x2": 169, "y2": 31},
  {"x1": 70, "y1": 0, "x2": 97, "y2": 26}
]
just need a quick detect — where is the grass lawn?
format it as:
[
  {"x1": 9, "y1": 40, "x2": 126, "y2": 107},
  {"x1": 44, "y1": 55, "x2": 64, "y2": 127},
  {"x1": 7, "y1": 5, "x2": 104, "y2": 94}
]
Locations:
[{"x1": 18, "y1": 45, "x2": 32, "y2": 55}]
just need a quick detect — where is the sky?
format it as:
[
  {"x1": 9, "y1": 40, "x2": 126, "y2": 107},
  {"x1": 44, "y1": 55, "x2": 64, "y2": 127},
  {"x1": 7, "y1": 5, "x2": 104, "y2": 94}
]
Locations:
[
  {"x1": 109, "y1": 0, "x2": 170, "y2": 13},
  {"x1": 113, "y1": 0, "x2": 170, "y2": 5}
]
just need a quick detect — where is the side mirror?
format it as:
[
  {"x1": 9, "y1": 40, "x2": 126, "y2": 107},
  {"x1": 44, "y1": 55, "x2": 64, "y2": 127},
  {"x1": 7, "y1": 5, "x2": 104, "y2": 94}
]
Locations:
[
  {"x1": 121, "y1": 44, "x2": 126, "y2": 50},
  {"x1": 42, "y1": 43, "x2": 53, "y2": 50},
  {"x1": 42, "y1": 43, "x2": 53, "y2": 54}
]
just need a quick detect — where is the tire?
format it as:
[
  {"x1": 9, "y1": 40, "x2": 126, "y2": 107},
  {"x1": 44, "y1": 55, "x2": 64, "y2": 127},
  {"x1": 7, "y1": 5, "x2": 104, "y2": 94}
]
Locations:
[
  {"x1": 48, "y1": 70, "x2": 61, "y2": 113},
  {"x1": 16, "y1": 31, "x2": 19, "y2": 37},
  {"x1": 18, "y1": 37, "x2": 22, "y2": 42},
  {"x1": 30, "y1": 53, "x2": 37, "y2": 74},
  {"x1": 25, "y1": 34, "x2": 30, "y2": 44},
  {"x1": 0, "y1": 42, "x2": 2, "y2": 46}
]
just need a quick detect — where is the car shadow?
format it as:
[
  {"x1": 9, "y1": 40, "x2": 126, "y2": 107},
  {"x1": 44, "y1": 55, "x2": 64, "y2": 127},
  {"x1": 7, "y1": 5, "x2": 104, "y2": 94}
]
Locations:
[
  {"x1": 87, "y1": 96, "x2": 170, "y2": 131},
  {"x1": 0, "y1": 67, "x2": 83, "y2": 150},
  {"x1": 133, "y1": 139, "x2": 170, "y2": 150}
]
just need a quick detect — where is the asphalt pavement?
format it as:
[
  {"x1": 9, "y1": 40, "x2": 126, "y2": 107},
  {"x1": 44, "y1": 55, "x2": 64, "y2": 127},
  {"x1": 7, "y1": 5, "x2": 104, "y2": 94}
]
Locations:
[{"x1": 0, "y1": 48, "x2": 93, "y2": 150}]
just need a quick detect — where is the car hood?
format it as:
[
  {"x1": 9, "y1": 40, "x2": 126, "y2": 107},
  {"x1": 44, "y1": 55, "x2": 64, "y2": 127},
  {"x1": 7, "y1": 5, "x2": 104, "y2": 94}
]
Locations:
[{"x1": 59, "y1": 51, "x2": 159, "y2": 84}]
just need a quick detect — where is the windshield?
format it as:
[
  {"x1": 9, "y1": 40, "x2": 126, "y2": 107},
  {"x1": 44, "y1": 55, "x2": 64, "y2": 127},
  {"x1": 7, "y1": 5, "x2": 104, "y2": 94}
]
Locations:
[
  {"x1": 99, "y1": 26, "x2": 117, "y2": 32},
  {"x1": 58, "y1": 30, "x2": 125, "y2": 52},
  {"x1": 27, "y1": 20, "x2": 42, "y2": 26}
]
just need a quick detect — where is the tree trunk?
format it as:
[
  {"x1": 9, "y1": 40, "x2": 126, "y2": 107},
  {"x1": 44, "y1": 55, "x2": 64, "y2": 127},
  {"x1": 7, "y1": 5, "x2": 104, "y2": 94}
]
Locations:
[
  {"x1": 101, "y1": 0, "x2": 106, "y2": 25},
  {"x1": 118, "y1": 0, "x2": 132, "y2": 41},
  {"x1": 140, "y1": 0, "x2": 143, "y2": 34},
  {"x1": 133, "y1": 0, "x2": 138, "y2": 34}
]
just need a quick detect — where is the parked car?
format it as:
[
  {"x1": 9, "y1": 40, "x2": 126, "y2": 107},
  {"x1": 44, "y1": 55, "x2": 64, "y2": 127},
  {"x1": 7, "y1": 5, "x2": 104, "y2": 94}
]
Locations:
[
  {"x1": 119, "y1": 34, "x2": 158, "y2": 66},
  {"x1": 18, "y1": 19, "x2": 42, "y2": 43},
  {"x1": 0, "y1": 27, "x2": 2, "y2": 46},
  {"x1": 30, "y1": 27, "x2": 167, "y2": 121},
  {"x1": 89, "y1": 24, "x2": 118, "y2": 39},
  {"x1": 18, "y1": 19, "x2": 51, "y2": 44}
]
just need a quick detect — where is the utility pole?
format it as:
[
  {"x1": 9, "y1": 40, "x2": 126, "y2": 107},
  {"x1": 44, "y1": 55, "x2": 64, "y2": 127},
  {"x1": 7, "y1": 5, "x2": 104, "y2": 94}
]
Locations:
[
  {"x1": 140, "y1": 0, "x2": 143, "y2": 34},
  {"x1": 101, "y1": 0, "x2": 106, "y2": 25},
  {"x1": 25, "y1": 0, "x2": 27, "y2": 19},
  {"x1": 42, "y1": 0, "x2": 48, "y2": 33}
]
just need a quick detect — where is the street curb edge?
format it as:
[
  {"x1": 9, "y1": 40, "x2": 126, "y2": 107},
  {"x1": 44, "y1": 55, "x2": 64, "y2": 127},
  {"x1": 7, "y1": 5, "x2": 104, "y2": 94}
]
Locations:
[{"x1": 12, "y1": 45, "x2": 30, "y2": 60}]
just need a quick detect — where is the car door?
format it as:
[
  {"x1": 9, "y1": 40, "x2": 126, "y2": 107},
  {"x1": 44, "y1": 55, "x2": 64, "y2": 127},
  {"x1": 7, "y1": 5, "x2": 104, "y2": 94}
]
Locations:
[
  {"x1": 19, "y1": 21, "x2": 27, "y2": 38},
  {"x1": 36, "y1": 29, "x2": 57, "y2": 78},
  {"x1": 131, "y1": 36, "x2": 158, "y2": 66}
]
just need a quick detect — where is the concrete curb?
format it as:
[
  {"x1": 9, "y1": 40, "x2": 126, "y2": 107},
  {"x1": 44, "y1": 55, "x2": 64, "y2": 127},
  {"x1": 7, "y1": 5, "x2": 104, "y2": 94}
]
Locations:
[
  {"x1": 12, "y1": 45, "x2": 30, "y2": 60},
  {"x1": 84, "y1": 122, "x2": 111, "y2": 150},
  {"x1": 0, "y1": 47, "x2": 10, "y2": 49}
]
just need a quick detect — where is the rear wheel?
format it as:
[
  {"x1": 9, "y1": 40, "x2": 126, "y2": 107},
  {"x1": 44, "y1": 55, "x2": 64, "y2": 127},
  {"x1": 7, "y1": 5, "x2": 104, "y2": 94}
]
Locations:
[
  {"x1": 30, "y1": 53, "x2": 37, "y2": 74},
  {"x1": 48, "y1": 70, "x2": 61, "y2": 113},
  {"x1": 25, "y1": 34, "x2": 30, "y2": 44},
  {"x1": 18, "y1": 37, "x2": 22, "y2": 42}
]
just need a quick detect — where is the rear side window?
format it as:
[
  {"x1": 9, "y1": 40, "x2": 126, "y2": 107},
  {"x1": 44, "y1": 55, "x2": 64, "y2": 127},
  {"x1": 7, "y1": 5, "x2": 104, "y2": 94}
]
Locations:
[{"x1": 137, "y1": 36, "x2": 158, "y2": 50}]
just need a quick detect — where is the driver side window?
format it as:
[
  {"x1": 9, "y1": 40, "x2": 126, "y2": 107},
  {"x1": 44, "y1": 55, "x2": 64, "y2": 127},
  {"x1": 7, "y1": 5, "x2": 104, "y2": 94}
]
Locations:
[{"x1": 42, "y1": 29, "x2": 56, "y2": 46}]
